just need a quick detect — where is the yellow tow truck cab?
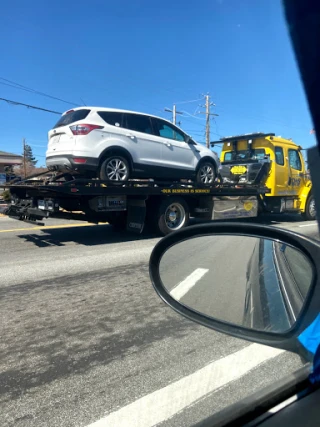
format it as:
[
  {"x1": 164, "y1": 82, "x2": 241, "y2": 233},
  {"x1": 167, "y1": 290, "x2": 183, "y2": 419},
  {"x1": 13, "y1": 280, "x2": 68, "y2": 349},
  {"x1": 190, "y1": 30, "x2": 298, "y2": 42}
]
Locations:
[{"x1": 211, "y1": 132, "x2": 315, "y2": 220}]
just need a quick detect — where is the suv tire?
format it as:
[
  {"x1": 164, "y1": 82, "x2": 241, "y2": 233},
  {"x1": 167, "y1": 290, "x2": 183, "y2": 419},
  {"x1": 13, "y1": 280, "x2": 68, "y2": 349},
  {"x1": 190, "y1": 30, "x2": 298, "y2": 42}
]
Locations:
[
  {"x1": 99, "y1": 156, "x2": 130, "y2": 181},
  {"x1": 196, "y1": 160, "x2": 216, "y2": 185}
]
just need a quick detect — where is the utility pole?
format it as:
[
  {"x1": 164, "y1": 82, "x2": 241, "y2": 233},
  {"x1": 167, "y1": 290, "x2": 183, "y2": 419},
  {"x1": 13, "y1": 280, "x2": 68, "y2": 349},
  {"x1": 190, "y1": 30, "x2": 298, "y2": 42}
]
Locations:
[
  {"x1": 164, "y1": 105, "x2": 183, "y2": 125},
  {"x1": 205, "y1": 95, "x2": 211, "y2": 149},
  {"x1": 23, "y1": 138, "x2": 27, "y2": 178},
  {"x1": 200, "y1": 95, "x2": 219, "y2": 148}
]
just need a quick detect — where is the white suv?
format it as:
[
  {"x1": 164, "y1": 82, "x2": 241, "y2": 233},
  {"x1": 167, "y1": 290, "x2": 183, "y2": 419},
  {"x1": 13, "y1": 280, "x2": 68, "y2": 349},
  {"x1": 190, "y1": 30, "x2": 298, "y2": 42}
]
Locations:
[{"x1": 46, "y1": 107, "x2": 220, "y2": 184}]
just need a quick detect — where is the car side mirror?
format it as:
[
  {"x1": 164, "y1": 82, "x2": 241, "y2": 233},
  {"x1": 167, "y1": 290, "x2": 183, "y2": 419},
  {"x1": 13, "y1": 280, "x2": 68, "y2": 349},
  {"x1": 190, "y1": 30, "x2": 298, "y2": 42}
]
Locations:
[
  {"x1": 149, "y1": 222, "x2": 320, "y2": 356},
  {"x1": 185, "y1": 136, "x2": 195, "y2": 145}
]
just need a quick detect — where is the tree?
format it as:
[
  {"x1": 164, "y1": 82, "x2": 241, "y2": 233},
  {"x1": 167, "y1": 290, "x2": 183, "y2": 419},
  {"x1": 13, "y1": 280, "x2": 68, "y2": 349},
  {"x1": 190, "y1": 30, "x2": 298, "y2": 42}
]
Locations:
[
  {"x1": 24, "y1": 144, "x2": 38, "y2": 167},
  {"x1": 4, "y1": 165, "x2": 14, "y2": 175}
]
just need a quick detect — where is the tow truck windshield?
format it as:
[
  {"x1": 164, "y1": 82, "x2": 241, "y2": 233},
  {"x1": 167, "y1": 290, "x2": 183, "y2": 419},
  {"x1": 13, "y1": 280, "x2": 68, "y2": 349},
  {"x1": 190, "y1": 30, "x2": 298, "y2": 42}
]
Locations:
[{"x1": 224, "y1": 149, "x2": 266, "y2": 162}]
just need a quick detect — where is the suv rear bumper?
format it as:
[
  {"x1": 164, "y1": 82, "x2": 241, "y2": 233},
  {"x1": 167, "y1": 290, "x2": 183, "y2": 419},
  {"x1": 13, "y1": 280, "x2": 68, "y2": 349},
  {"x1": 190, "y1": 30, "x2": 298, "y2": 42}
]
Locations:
[{"x1": 46, "y1": 155, "x2": 99, "y2": 173}]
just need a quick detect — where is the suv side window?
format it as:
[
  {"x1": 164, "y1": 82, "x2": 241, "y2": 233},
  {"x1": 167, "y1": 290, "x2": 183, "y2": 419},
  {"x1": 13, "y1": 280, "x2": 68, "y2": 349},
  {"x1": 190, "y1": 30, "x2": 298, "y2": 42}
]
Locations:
[
  {"x1": 275, "y1": 147, "x2": 284, "y2": 165},
  {"x1": 97, "y1": 111, "x2": 123, "y2": 127},
  {"x1": 124, "y1": 114, "x2": 153, "y2": 134},
  {"x1": 153, "y1": 118, "x2": 186, "y2": 142},
  {"x1": 288, "y1": 149, "x2": 302, "y2": 170}
]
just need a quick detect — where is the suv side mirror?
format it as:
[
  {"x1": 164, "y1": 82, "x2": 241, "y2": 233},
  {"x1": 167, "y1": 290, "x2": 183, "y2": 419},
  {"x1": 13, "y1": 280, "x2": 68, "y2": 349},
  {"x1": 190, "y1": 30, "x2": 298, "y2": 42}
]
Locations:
[{"x1": 185, "y1": 136, "x2": 195, "y2": 145}]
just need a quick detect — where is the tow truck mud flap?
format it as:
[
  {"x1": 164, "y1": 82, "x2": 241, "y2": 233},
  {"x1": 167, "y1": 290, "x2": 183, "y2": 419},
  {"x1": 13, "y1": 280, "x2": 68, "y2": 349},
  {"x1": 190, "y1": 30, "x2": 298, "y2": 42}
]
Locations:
[
  {"x1": 212, "y1": 196, "x2": 258, "y2": 220},
  {"x1": 126, "y1": 198, "x2": 146, "y2": 234}
]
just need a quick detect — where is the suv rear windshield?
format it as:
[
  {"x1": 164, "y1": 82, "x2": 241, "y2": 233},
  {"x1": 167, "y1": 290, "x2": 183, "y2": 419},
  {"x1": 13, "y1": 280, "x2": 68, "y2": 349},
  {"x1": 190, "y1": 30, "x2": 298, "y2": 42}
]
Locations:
[
  {"x1": 224, "y1": 149, "x2": 266, "y2": 161},
  {"x1": 53, "y1": 109, "x2": 90, "y2": 129}
]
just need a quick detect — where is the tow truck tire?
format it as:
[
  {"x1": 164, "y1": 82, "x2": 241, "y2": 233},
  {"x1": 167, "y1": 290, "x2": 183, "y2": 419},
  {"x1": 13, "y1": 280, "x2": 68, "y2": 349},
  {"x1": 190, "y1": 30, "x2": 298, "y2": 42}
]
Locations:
[
  {"x1": 155, "y1": 197, "x2": 190, "y2": 236},
  {"x1": 302, "y1": 193, "x2": 316, "y2": 221}
]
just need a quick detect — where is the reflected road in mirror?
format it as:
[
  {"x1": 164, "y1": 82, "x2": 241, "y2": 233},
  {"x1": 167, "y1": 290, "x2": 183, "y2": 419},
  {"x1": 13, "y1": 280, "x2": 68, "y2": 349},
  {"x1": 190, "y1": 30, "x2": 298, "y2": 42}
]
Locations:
[{"x1": 159, "y1": 235, "x2": 314, "y2": 333}]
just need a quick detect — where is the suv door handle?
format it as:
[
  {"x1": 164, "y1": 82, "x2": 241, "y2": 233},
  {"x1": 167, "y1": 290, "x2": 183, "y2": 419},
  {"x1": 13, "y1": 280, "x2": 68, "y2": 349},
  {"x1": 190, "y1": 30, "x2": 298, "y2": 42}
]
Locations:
[
  {"x1": 126, "y1": 134, "x2": 135, "y2": 140},
  {"x1": 165, "y1": 142, "x2": 171, "y2": 147}
]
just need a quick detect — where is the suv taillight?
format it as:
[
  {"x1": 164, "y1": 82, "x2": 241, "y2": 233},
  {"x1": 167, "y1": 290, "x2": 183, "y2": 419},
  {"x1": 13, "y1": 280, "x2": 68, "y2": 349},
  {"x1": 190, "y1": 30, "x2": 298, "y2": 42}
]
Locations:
[{"x1": 70, "y1": 124, "x2": 103, "y2": 135}]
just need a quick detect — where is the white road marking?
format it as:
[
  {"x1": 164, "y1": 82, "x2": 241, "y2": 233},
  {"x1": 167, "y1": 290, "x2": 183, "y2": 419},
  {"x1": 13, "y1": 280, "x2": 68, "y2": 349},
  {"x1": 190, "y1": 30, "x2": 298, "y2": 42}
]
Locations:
[
  {"x1": 298, "y1": 223, "x2": 318, "y2": 228},
  {"x1": 268, "y1": 394, "x2": 297, "y2": 414},
  {"x1": 87, "y1": 344, "x2": 284, "y2": 427},
  {"x1": 170, "y1": 268, "x2": 209, "y2": 300}
]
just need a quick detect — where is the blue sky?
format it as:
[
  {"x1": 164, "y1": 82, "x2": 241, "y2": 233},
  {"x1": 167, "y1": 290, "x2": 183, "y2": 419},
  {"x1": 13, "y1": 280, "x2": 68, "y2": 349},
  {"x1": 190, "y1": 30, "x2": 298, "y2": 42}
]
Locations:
[{"x1": 0, "y1": 0, "x2": 315, "y2": 166}]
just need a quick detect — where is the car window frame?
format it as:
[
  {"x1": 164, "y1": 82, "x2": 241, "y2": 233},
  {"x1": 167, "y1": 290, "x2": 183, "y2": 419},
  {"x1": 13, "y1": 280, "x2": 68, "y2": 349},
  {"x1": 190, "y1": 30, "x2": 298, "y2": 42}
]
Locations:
[
  {"x1": 224, "y1": 148, "x2": 266, "y2": 162},
  {"x1": 53, "y1": 109, "x2": 91, "y2": 129},
  {"x1": 123, "y1": 113, "x2": 155, "y2": 136},
  {"x1": 97, "y1": 111, "x2": 124, "y2": 128},
  {"x1": 151, "y1": 117, "x2": 187, "y2": 142},
  {"x1": 275, "y1": 146, "x2": 285, "y2": 166},
  {"x1": 288, "y1": 148, "x2": 302, "y2": 171}
]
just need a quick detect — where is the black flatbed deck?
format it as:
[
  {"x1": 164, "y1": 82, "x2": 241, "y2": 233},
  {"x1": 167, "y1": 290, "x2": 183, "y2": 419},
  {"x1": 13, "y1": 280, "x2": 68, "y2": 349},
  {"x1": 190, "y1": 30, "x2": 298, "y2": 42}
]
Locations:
[
  {"x1": 4, "y1": 173, "x2": 270, "y2": 234},
  {"x1": 5, "y1": 177, "x2": 269, "y2": 198}
]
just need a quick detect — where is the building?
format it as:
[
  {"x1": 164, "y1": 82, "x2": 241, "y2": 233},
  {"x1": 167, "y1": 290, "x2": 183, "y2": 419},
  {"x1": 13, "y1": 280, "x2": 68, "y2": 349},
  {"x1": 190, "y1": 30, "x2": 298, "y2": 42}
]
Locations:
[
  {"x1": 0, "y1": 150, "x2": 23, "y2": 173},
  {"x1": 0, "y1": 150, "x2": 23, "y2": 186}
]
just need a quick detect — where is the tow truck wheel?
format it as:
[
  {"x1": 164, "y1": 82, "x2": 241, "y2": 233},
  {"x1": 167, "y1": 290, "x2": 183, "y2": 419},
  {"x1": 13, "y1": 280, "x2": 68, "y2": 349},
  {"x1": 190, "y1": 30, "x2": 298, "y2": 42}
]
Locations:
[
  {"x1": 302, "y1": 193, "x2": 316, "y2": 221},
  {"x1": 155, "y1": 197, "x2": 190, "y2": 236},
  {"x1": 196, "y1": 161, "x2": 216, "y2": 186}
]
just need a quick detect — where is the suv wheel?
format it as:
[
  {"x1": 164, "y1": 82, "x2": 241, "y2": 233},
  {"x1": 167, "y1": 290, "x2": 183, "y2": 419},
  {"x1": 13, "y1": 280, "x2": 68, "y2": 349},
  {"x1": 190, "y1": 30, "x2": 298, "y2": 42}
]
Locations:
[
  {"x1": 196, "y1": 161, "x2": 216, "y2": 185},
  {"x1": 99, "y1": 156, "x2": 130, "y2": 181}
]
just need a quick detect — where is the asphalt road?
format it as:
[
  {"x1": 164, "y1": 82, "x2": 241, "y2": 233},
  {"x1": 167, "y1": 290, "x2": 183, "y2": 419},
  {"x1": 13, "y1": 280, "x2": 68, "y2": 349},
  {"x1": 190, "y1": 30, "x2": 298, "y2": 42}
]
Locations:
[
  {"x1": 160, "y1": 235, "x2": 257, "y2": 325},
  {"x1": 0, "y1": 214, "x2": 319, "y2": 427}
]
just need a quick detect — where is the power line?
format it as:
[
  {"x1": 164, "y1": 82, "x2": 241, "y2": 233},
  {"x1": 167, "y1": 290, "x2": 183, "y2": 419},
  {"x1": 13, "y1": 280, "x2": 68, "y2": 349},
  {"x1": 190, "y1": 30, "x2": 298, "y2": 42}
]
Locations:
[
  {"x1": 0, "y1": 97, "x2": 62, "y2": 114},
  {"x1": 26, "y1": 139, "x2": 48, "y2": 143},
  {"x1": 164, "y1": 104, "x2": 183, "y2": 125},
  {"x1": 215, "y1": 104, "x2": 310, "y2": 132},
  {"x1": 0, "y1": 77, "x2": 79, "y2": 106},
  {"x1": 175, "y1": 98, "x2": 203, "y2": 105},
  {"x1": 181, "y1": 111, "x2": 206, "y2": 121},
  {"x1": 28, "y1": 143, "x2": 47, "y2": 148}
]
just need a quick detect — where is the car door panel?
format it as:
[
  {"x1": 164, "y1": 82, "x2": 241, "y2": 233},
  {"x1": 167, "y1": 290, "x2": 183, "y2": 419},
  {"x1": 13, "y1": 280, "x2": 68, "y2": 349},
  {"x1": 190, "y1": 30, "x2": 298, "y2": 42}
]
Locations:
[
  {"x1": 288, "y1": 148, "x2": 305, "y2": 196},
  {"x1": 152, "y1": 118, "x2": 197, "y2": 171},
  {"x1": 123, "y1": 113, "x2": 162, "y2": 168},
  {"x1": 274, "y1": 146, "x2": 288, "y2": 195},
  {"x1": 162, "y1": 141, "x2": 196, "y2": 169}
]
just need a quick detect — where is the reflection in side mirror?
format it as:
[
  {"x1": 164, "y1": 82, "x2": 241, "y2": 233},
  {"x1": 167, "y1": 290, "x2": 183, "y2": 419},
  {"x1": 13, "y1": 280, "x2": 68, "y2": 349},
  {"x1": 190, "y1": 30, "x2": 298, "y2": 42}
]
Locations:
[{"x1": 159, "y1": 235, "x2": 314, "y2": 334}]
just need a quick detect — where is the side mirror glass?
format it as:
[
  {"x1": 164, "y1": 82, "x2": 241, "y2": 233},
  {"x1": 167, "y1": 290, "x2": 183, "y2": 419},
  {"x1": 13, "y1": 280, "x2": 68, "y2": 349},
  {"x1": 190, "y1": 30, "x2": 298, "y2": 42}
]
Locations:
[
  {"x1": 150, "y1": 223, "x2": 320, "y2": 353},
  {"x1": 158, "y1": 235, "x2": 313, "y2": 333}
]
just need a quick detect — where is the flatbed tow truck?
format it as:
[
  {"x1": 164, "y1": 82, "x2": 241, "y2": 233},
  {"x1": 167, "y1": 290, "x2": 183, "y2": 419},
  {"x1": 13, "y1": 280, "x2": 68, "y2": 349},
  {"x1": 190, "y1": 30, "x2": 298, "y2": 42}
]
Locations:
[{"x1": 3, "y1": 172, "x2": 269, "y2": 236}]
